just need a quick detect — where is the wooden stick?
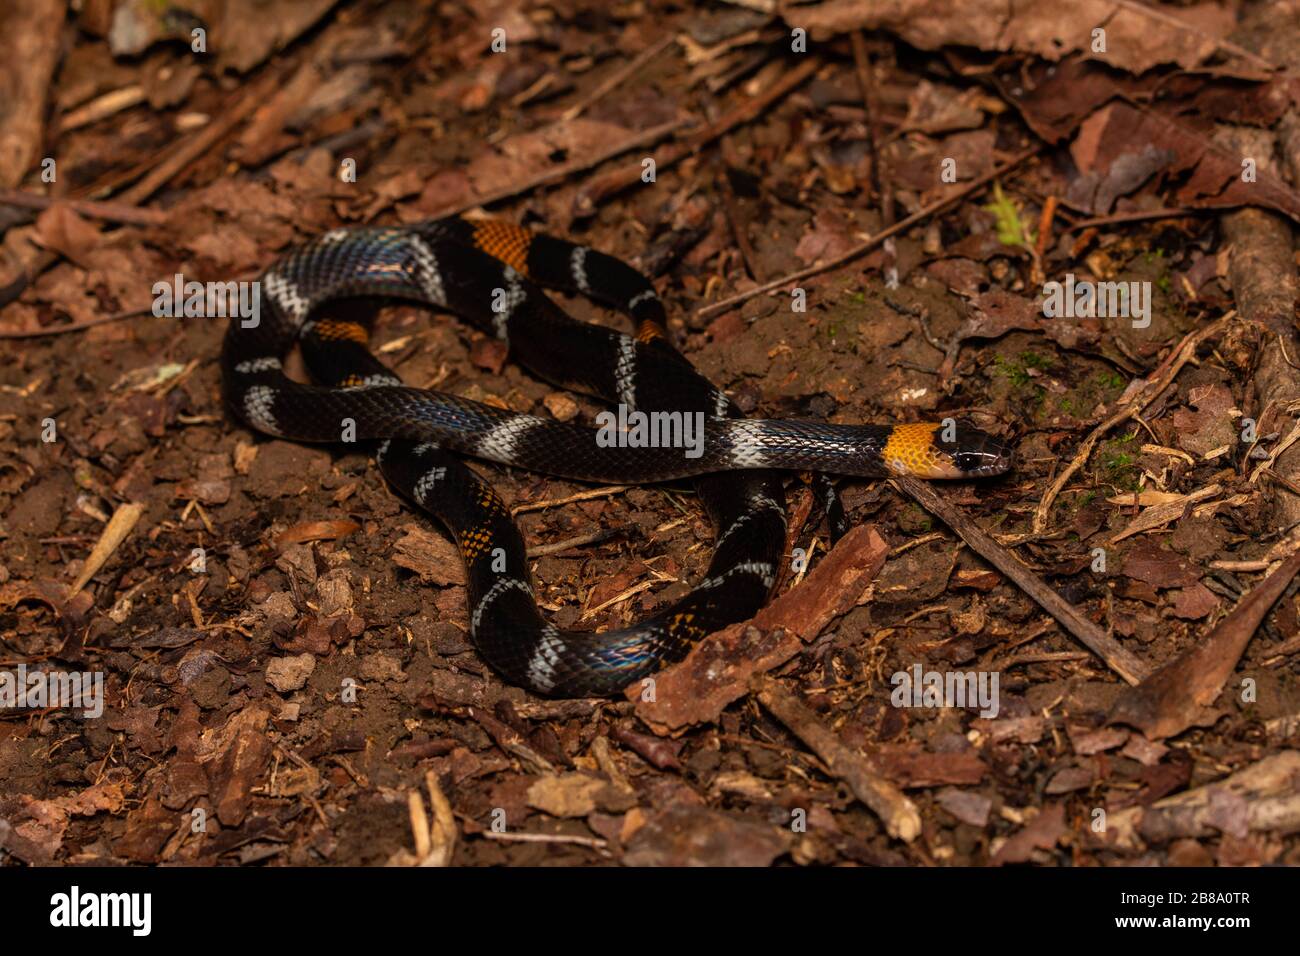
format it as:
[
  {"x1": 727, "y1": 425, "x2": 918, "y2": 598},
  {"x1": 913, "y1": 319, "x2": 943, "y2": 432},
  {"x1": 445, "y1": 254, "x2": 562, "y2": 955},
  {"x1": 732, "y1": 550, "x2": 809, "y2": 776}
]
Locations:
[
  {"x1": 511, "y1": 485, "x2": 629, "y2": 515},
  {"x1": 895, "y1": 475, "x2": 1151, "y2": 685},
  {"x1": 560, "y1": 34, "x2": 675, "y2": 122},
  {"x1": 1067, "y1": 207, "x2": 1201, "y2": 232},
  {"x1": 526, "y1": 526, "x2": 625, "y2": 558},
  {"x1": 119, "y1": 68, "x2": 288, "y2": 205},
  {"x1": 696, "y1": 144, "x2": 1042, "y2": 320},
  {"x1": 573, "y1": 56, "x2": 823, "y2": 216},
  {"x1": 422, "y1": 770, "x2": 457, "y2": 867},
  {"x1": 757, "y1": 678, "x2": 921, "y2": 842},
  {"x1": 69, "y1": 502, "x2": 144, "y2": 596},
  {"x1": 56, "y1": 85, "x2": 146, "y2": 133},
  {"x1": 0, "y1": 68, "x2": 285, "y2": 312},
  {"x1": 0, "y1": 190, "x2": 166, "y2": 226},
  {"x1": 428, "y1": 118, "x2": 690, "y2": 220},
  {"x1": 0, "y1": 305, "x2": 153, "y2": 339},
  {"x1": 478, "y1": 831, "x2": 608, "y2": 849},
  {"x1": 849, "y1": 31, "x2": 897, "y2": 283},
  {"x1": 1032, "y1": 314, "x2": 1231, "y2": 533}
]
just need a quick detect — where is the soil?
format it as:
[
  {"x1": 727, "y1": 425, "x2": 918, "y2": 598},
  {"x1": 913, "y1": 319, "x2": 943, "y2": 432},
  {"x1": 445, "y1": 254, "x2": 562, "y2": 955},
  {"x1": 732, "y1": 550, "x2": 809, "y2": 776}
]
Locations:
[{"x1": 1, "y1": 0, "x2": 1299, "y2": 868}]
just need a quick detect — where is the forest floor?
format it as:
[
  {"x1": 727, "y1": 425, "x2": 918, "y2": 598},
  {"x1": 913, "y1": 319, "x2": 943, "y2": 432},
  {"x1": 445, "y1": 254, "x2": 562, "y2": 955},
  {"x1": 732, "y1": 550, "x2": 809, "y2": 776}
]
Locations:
[{"x1": 1, "y1": 0, "x2": 1299, "y2": 866}]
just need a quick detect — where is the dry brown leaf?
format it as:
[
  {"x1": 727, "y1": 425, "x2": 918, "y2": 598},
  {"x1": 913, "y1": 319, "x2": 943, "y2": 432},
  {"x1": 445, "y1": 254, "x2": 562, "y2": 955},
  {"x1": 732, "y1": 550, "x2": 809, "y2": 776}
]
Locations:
[
  {"x1": 1109, "y1": 551, "x2": 1300, "y2": 739},
  {"x1": 392, "y1": 523, "x2": 466, "y2": 586},
  {"x1": 792, "y1": 0, "x2": 1237, "y2": 75}
]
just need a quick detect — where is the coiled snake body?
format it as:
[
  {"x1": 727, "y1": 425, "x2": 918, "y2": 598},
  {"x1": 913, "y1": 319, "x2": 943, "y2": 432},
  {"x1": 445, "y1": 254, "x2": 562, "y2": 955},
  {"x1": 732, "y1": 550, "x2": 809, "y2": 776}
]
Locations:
[{"x1": 222, "y1": 216, "x2": 1011, "y2": 697}]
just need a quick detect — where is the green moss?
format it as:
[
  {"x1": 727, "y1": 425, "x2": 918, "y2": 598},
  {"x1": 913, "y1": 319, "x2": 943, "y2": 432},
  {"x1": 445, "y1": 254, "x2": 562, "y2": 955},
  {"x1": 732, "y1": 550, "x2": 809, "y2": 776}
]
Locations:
[
  {"x1": 983, "y1": 182, "x2": 1034, "y2": 248},
  {"x1": 995, "y1": 350, "x2": 1053, "y2": 389},
  {"x1": 1020, "y1": 351, "x2": 1053, "y2": 370},
  {"x1": 1142, "y1": 249, "x2": 1173, "y2": 296},
  {"x1": 1094, "y1": 370, "x2": 1125, "y2": 392},
  {"x1": 897, "y1": 504, "x2": 933, "y2": 534},
  {"x1": 1097, "y1": 431, "x2": 1141, "y2": 491}
]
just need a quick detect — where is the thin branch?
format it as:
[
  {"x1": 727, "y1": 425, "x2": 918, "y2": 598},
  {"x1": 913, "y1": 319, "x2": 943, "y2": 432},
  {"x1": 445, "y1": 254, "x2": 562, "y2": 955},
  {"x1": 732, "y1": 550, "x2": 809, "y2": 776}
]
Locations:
[
  {"x1": 1067, "y1": 206, "x2": 1202, "y2": 232},
  {"x1": 849, "y1": 31, "x2": 897, "y2": 285},
  {"x1": 0, "y1": 190, "x2": 166, "y2": 226},
  {"x1": 1032, "y1": 314, "x2": 1231, "y2": 533},
  {"x1": 561, "y1": 34, "x2": 675, "y2": 122},
  {"x1": 895, "y1": 475, "x2": 1151, "y2": 685},
  {"x1": 526, "y1": 526, "x2": 626, "y2": 558},
  {"x1": 478, "y1": 830, "x2": 608, "y2": 849},
  {"x1": 573, "y1": 56, "x2": 823, "y2": 216},
  {"x1": 696, "y1": 144, "x2": 1043, "y2": 320},
  {"x1": 756, "y1": 678, "x2": 921, "y2": 842},
  {"x1": 119, "y1": 67, "x2": 288, "y2": 206},
  {"x1": 429, "y1": 118, "x2": 690, "y2": 220}
]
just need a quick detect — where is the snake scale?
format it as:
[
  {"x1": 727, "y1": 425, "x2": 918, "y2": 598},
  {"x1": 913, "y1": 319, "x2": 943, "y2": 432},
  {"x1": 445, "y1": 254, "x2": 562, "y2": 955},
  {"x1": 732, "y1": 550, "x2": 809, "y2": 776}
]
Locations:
[{"x1": 222, "y1": 215, "x2": 1012, "y2": 697}]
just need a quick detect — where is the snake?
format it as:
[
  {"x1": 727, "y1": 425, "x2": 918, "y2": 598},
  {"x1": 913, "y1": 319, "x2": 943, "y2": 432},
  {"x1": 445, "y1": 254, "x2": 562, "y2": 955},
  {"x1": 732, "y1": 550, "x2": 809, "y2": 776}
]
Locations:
[{"x1": 222, "y1": 215, "x2": 1012, "y2": 697}]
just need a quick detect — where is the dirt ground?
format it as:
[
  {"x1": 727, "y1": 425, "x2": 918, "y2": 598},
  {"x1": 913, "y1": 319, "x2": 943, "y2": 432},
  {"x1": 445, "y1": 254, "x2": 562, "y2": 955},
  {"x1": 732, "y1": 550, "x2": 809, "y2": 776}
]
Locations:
[{"x1": 2, "y1": 0, "x2": 1300, "y2": 867}]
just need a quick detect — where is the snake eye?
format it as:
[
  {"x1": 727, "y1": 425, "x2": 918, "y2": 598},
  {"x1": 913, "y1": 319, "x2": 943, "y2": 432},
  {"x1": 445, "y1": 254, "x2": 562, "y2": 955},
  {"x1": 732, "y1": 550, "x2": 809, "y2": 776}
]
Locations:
[{"x1": 946, "y1": 426, "x2": 1013, "y2": 477}]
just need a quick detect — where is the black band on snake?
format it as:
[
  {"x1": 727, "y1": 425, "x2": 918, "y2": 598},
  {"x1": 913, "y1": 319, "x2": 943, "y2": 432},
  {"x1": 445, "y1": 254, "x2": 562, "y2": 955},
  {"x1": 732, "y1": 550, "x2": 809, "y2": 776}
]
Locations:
[{"x1": 221, "y1": 216, "x2": 1012, "y2": 697}]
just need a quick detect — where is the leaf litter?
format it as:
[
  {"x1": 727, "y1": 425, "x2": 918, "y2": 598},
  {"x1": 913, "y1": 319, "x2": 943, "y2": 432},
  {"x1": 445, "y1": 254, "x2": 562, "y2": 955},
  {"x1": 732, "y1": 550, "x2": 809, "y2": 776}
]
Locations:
[{"x1": 0, "y1": 0, "x2": 1299, "y2": 868}]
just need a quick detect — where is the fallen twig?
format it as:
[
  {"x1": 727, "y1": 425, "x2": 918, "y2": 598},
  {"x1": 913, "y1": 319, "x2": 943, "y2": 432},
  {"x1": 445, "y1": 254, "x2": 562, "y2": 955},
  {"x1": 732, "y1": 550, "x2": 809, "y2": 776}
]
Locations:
[
  {"x1": 56, "y1": 84, "x2": 146, "y2": 132},
  {"x1": 469, "y1": 707, "x2": 557, "y2": 774},
  {"x1": 560, "y1": 34, "x2": 675, "y2": 122},
  {"x1": 511, "y1": 485, "x2": 629, "y2": 515},
  {"x1": 1102, "y1": 751, "x2": 1300, "y2": 851},
  {"x1": 1066, "y1": 206, "x2": 1201, "y2": 232},
  {"x1": 1107, "y1": 484, "x2": 1223, "y2": 544},
  {"x1": 1032, "y1": 314, "x2": 1231, "y2": 533},
  {"x1": 1249, "y1": 400, "x2": 1300, "y2": 486},
  {"x1": 0, "y1": 305, "x2": 153, "y2": 339},
  {"x1": 849, "y1": 30, "x2": 897, "y2": 285},
  {"x1": 756, "y1": 677, "x2": 921, "y2": 843},
  {"x1": 0, "y1": 190, "x2": 166, "y2": 226},
  {"x1": 895, "y1": 476, "x2": 1150, "y2": 685},
  {"x1": 398, "y1": 770, "x2": 457, "y2": 866},
  {"x1": 526, "y1": 526, "x2": 626, "y2": 558},
  {"x1": 574, "y1": 56, "x2": 823, "y2": 216},
  {"x1": 119, "y1": 67, "x2": 288, "y2": 206},
  {"x1": 430, "y1": 118, "x2": 690, "y2": 220},
  {"x1": 696, "y1": 144, "x2": 1042, "y2": 320},
  {"x1": 478, "y1": 830, "x2": 608, "y2": 849},
  {"x1": 0, "y1": 68, "x2": 285, "y2": 311}
]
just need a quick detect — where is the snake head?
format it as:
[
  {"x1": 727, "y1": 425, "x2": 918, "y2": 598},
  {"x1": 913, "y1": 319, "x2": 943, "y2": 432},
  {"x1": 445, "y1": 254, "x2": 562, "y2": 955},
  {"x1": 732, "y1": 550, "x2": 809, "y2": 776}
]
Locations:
[{"x1": 883, "y1": 421, "x2": 1013, "y2": 479}]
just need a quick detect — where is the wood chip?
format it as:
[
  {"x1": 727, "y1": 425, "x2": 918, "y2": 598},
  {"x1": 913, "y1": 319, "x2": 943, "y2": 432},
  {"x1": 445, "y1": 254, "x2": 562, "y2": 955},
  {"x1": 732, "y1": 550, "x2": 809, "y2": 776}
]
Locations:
[
  {"x1": 1107, "y1": 484, "x2": 1222, "y2": 544},
  {"x1": 69, "y1": 501, "x2": 144, "y2": 596},
  {"x1": 758, "y1": 678, "x2": 921, "y2": 843},
  {"x1": 630, "y1": 523, "x2": 888, "y2": 732}
]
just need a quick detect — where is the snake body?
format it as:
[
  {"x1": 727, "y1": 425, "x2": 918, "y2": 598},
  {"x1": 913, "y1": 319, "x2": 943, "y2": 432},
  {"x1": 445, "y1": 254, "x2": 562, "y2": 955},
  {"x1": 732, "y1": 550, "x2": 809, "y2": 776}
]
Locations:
[{"x1": 222, "y1": 216, "x2": 1011, "y2": 696}]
